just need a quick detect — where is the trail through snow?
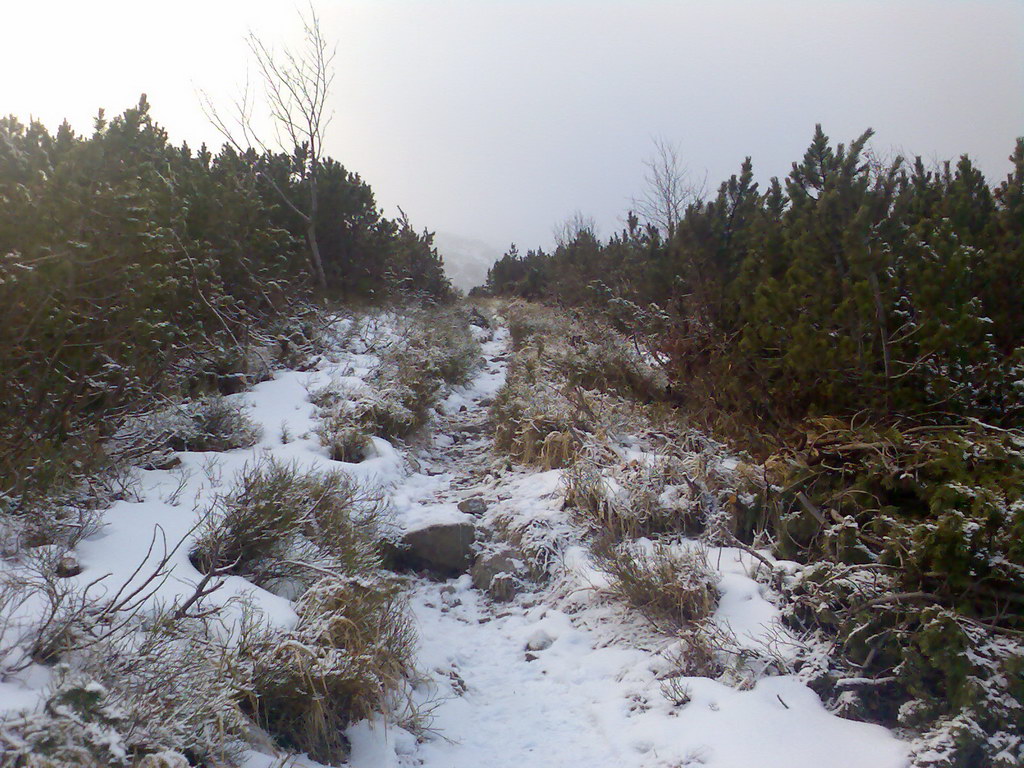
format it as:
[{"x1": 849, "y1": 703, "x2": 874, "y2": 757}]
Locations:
[
  {"x1": 338, "y1": 323, "x2": 910, "y2": 768},
  {"x1": 0, "y1": 312, "x2": 911, "y2": 767}
]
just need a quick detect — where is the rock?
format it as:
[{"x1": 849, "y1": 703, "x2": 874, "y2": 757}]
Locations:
[
  {"x1": 478, "y1": 397, "x2": 494, "y2": 408},
  {"x1": 487, "y1": 572, "x2": 522, "y2": 602},
  {"x1": 296, "y1": 355, "x2": 323, "y2": 372},
  {"x1": 525, "y1": 652, "x2": 539, "y2": 662},
  {"x1": 469, "y1": 307, "x2": 491, "y2": 329},
  {"x1": 457, "y1": 496, "x2": 488, "y2": 516},
  {"x1": 135, "y1": 751, "x2": 190, "y2": 768},
  {"x1": 55, "y1": 553, "x2": 82, "y2": 578},
  {"x1": 377, "y1": 538, "x2": 404, "y2": 571},
  {"x1": 245, "y1": 345, "x2": 275, "y2": 383},
  {"x1": 141, "y1": 454, "x2": 182, "y2": 471},
  {"x1": 471, "y1": 546, "x2": 525, "y2": 602},
  {"x1": 526, "y1": 628, "x2": 555, "y2": 651},
  {"x1": 398, "y1": 521, "x2": 477, "y2": 576},
  {"x1": 216, "y1": 372, "x2": 249, "y2": 395}
]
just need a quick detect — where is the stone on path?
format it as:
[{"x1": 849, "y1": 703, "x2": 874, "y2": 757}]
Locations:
[
  {"x1": 398, "y1": 521, "x2": 477, "y2": 576},
  {"x1": 471, "y1": 546, "x2": 525, "y2": 602},
  {"x1": 457, "y1": 496, "x2": 488, "y2": 516}
]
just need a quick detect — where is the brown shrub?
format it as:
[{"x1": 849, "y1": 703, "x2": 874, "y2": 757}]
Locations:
[
  {"x1": 191, "y1": 459, "x2": 383, "y2": 590},
  {"x1": 595, "y1": 540, "x2": 719, "y2": 632},
  {"x1": 238, "y1": 576, "x2": 415, "y2": 763}
]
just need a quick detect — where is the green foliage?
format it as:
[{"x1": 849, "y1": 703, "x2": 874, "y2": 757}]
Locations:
[
  {"x1": 766, "y1": 419, "x2": 1024, "y2": 624},
  {"x1": 0, "y1": 670, "x2": 133, "y2": 766},
  {"x1": 0, "y1": 97, "x2": 451, "y2": 507},
  {"x1": 593, "y1": 540, "x2": 719, "y2": 633},
  {"x1": 485, "y1": 129, "x2": 1024, "y2": 433},
  {"x1": 484, "y1": 131, "x2": 1024, "y2": 766},
  {"x1": 770, "y1": 418, "x2": 1024, "y2": 766}
]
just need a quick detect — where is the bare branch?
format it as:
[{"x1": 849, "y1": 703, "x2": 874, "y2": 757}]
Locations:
[
  {"x1": 632, "y1": 137, "x2": 704, "y2": 239},
  {"x1": 553, "y1": 211, "x2": 598, "y2": 248},
  {"x1": 199, "y1": 2, "x2": 335, "y2": 289}
]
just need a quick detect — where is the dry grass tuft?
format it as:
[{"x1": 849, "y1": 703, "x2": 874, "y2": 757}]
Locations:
[
  {"x1": 311, "y1": 306, "x2": 482, "y2": 447},
  {"x1": 659, "y1": 620, "x2": 730, "y2": 689},
  {"x1": 115, "y1": 394, "x2": 262, "y2": 460},
  {"x1": 595, "y1": 540, "x2": 719, "y2": 633},
  {"x1": 562, "y1": 433, "x2": 750, "y2": 544},
  {"x1": 191, "y1": 458, "x2": 384, "y2": 592},
  {"x1": 563, "y1": 452, "x2": 700, "y2": 540},
  {"x1": 491, "y1": 365, "x2": 586, "y2": 469},
  {"x1": 492, "y1": 303, "x2": 672, "y2": 470},
  {"x1": 239, "y1": 576, "x2": 416, "y2": 763},
  {"x1": 314, "y1": 409, "x2": 374, "y2": 462},
  {"x1": 504, "y1": 301, "x2": 667, "y2": 401}
]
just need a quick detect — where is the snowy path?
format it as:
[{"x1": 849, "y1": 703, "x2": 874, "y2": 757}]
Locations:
[
  {"x1": 403, "y1": 584, "x2": 630, "y2": 768},
  {"x1": 349, "y1": 322, "x2": 911, "y2": 768},
  {"x1": 1, "y1": 310, "x2": 909, "y2": 768},
  {"x1": 348, "y1": 325, "x2": 640, "y2": 768}
]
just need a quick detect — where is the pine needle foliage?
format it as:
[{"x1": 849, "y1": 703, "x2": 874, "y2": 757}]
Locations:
[{"x1": 0, "y1": 99, "x2": 451, "y2": 508}]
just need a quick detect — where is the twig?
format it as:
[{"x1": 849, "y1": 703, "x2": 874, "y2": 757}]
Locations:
[{"x1": 849, "y1": 591, "x2": 941, "y2": 613}]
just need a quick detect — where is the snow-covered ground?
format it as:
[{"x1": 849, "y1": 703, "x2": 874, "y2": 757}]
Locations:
[
  {"x1": 335, "y1": 318, "x2": 909, "y2": 768},
  {"x1": 1, "y1": 312, "x2": 911, "y2": 767}
]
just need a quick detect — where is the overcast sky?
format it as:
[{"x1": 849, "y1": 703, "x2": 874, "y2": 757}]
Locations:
[{"x1": 3, "y1": 1, "x2": 1022, "y2": 254}]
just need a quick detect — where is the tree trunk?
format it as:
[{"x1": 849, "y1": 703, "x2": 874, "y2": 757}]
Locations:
[
  {"x1": 868, "y1": 270, "x2": 892, "y2": 399},
  {"x1": 306, "y1": 221, "x2": 327, "y2": 291},
  {"x1": 306, "y1": 162, "x2": 327, "y2": 291}
]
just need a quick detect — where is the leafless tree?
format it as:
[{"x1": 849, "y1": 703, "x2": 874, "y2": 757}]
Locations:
[
  {"x1": 553, "y1": 210, "x2": 599, "y2": 248},
  {"x1": 632, "y1": 137, "x2": 705, "y2": 240},
  {"x1": 203, "y1": 4, "x2": 335, "y2": 290}
]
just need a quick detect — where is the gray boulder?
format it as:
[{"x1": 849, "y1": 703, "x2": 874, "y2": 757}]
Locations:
[
  {"x1": 457, "y1": 496, "x2": 488, "y2": 516},
  {"x1": 398, "y1": 521, "x2": 477, "y2": 576},
  {"x1": 471, "y1": 546, "x2": 526, "y2": 602},
  {"x1": 55, "y1": 553, "x2": 83, "y2": 578}
]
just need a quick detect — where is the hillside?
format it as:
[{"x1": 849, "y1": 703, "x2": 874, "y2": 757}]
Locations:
[
  {"x1": 0, "y1": 304, "x2": 912, "y2": 768},
  {"x1": 1, "y1": 102, "x2": 1021, "y2": 768}
]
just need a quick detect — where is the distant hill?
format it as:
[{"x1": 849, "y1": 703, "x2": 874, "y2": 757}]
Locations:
[{"x1": 434, "y1": 232, "x2": 501, "y2": 292}]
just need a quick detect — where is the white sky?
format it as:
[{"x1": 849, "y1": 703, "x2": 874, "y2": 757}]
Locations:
[{"x1": 3, "y1": 1, "x2": 1022, "y2": 251}]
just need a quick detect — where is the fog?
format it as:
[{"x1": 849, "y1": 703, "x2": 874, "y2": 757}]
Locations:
[{"x1": 4, "y1": 1, "x2": 1022, "y2": 285}]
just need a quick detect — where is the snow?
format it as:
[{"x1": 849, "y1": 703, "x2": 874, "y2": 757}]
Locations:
[
  {"x1": 0, "y1": 679, "x2": 46, "y2": 713},
  {"x1": 342, "y1": 315, "x2": 910, "y2": 768},
  {"x1": 1, "y1": 311, "x2": 911, "y2": 767},
  {"x1": 354, "y1": 576, "x2": 907, "y2": 768},
  {"x1": 390, "y1": 472, "x2": 472, "y2": 533},
  {"x1": 345, "y1": 718, "x2": 417, "y2": 768},
  {"x1": 342, "y1": 317, "x2": 905, "y2": 768}
]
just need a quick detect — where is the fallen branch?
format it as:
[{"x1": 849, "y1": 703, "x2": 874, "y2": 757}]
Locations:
[{"x1": 850, "y1": 591, "x2": 941, "y2": 613}]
